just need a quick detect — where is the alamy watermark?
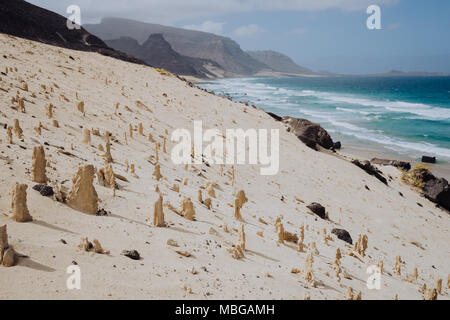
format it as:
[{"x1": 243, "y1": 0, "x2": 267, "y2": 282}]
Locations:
[
  {"x1": 66, "y1": 265, "x2": 81, "y2": 290},
  {"x1": 366, "y1": 265, "x2": 381, "y2": 290},
  {"x1": 66, "y1": 5, "x2": 81, "y2": 30},
  {"x1": 171, "y1": 121, "x2": 279, "y2": 175},
  {"x1": 367, "y1": 5, "x2": 382, "y2": 30}
]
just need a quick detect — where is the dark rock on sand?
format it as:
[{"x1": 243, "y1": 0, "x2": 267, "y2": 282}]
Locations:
[
  {"x1": 370, "y1": 158, "x2": 411, "y2": 171},
  {"x1": 333, "y1": 141, "x2": 342, "y2": 150},
  {"x1": 122, "y1": 250, "x2": 140, "y2": 260},
  {"x1": 282, "y1": 117, "x2": 334, "y2": 150},
  {"x1": 32, "y1": 184, "x2": 54, "y2": 197},
  {"x1": 306, "y1": 202, "x2": 327, "y2": 219},
  {"x1": 331, "y1": 228, "x2": 353, "y2": 245},
  {"x1": 422, "y1": 156, "x2": 436, "y2": 164},
  {"x1": 352, "y1": 160, "x2": 388, "y2": 185},
  {"x1": 423, "y1": 178, "x2": 450, "y2": 211},
  {"x1": 266, "y1": 112, "x2": 282, "y2": 122},
  {"x1": 96, "y1": 208, "x2": 109, "y2": 216}
]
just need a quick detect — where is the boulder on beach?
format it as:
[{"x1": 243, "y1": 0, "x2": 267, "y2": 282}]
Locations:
[
  {"x1": 423, "y1": 178, "x2": 450, "y2": 212},
  {"x1": 282, "y1": 116, "x2": 334, "y2": 150},
  {"x1": 421, "y1": 156, "x2": 436, "y2": 164},
  {"x1": 333, "y1": 141, "x2": 342, "y2": 150}
]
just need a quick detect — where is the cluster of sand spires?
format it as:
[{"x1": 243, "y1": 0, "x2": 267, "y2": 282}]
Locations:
[{"x1": 0, "y1": 34, "x2": 448, "y2": 300}]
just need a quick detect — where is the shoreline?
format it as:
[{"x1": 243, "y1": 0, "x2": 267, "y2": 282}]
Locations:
[{"x1": 195, "y1": 77, "x2": 450, "y2": 181}]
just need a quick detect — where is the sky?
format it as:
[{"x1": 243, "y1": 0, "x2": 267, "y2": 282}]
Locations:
[{"x1": 27, "y1": 0, "x2": 450, "y2": 74}]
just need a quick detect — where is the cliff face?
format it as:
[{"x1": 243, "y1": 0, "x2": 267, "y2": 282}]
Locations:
[
  {"x1": 247, "y1": 50, "x2": 313, "y2": 74},
  {"x1": 85, "y1": 17, "x2": 270, "y2": 76},
  {"x1": 106, "y1": 34, "x2": 222, "y2": 78},
  {"x1": 0, "y1": 0, "x2": 145, "y2": 66}
]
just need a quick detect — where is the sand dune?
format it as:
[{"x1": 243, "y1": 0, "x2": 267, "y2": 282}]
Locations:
[{"x1": 0, "y1": 33, "x2": 448, "y2": 300}]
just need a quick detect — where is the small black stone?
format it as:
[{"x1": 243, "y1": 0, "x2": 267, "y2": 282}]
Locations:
[
  {"x1": 331, "y1": 228, "x2": 353, "y2": 245},
  {"x1": 39, "y1": 185, "x2": 54, "y2": 196},
  {"x1": 306, "y1": 202, "x2": 327, "y2": 219},
  {"x1": 96, "y1": 208, "x2": 109, "y2": 216},
  {"x1": 122, "y1": 250, "x2": 140, "y2": 260}
]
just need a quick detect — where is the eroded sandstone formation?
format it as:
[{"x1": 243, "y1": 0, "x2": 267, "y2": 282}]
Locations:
[
  {"x1": 10, "y1": 183, "x2": 32, "y2": 222},
  {"x1": 153, "y1": 164, "x2": 162, "y2": 181},
  {"x1": 67, "y1": 165, "x2": 99, "y2": 214},
  {"x1": 13, "y1": 119, "x2": 23, "y2": 139},
  {"x1": 153, "y1": 194, "x2": 165, "y2": 227},
  {"x1": 31, "y1": 145, "x2": 47, "y2": 183},
  {"x1": 181, "y1": 198, "x2": 195, "y2": 220}
]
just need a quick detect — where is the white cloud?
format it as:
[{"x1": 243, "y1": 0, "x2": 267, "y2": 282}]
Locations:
[
  {"x1": 233, "y1": 24, "x2": 262, "y2": 37},
  {"x1": 183, "y1": 21, "x2": 225, "y2": 35},
  {"x1": 28, "y1": 0, "x2": 400, "y2": 25}
]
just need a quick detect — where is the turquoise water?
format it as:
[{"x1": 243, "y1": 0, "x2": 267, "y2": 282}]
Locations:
[{"x1": 200, "y1": 76, "x2": 450, "y2": 164}]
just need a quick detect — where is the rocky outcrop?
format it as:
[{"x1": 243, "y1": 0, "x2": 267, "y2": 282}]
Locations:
[
  {"x1": 282, "y1": 116, "x2": 334, "y2": 150},
  {"x1": 402, "y1": 165, "x2": 449, "y2": 212},
  {"x1": 370, "y1": 158, "x2": 411, "y2": 171},
  {"x1": 423, "y1": 178, "x2": 450, "y2": 211},
  {"x1": 352, "y1": 160, "x2": 387, "y2": 185}
]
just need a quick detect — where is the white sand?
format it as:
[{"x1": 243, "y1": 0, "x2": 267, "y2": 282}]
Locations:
[{"x1": 0, "y1": 33, "x2": 448, "y2": 300}]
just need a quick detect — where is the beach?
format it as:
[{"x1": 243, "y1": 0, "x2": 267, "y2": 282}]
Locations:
[{"x1": 0, "y1": 33, "x2": 449, "y2": 300}]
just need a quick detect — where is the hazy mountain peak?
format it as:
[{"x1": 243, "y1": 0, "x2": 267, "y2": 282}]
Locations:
[
  {"x1": 247, "y1": 50, "x2": 312, "y2": 74},
  {"x1": 85, "y1": 17, "x2": 268, "y2": 76}
]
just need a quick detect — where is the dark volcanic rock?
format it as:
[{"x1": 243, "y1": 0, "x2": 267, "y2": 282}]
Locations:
[
  {"x1": 421, "y1": 156, "x2": 436, "y2": 164},
  {"x1": 423, "y1": 178, "x2": 450, "y2": 211},
  {"x1": 122, "y1": 250, "x2": 140, "y2": 260},
  {"x1": 352, "y1": 160, "x2": 388, "y2": 185},
  {"x1": 282, "y1": 117, "x2": 334, "y2": 150},
  {"x1": 333, "y1": 141, "x2": 342, "y2": 150},
  {"x1": 331, "y1": 228, "x2": 353, "y2": 245},
  {"x1": 266, "y1": 112, "x2": 282, "y2": 122},
  {"x1": 0, "y1": 0, "x2": 145, "y2": 66},
  {"x1": 370, "y1": 158, "x2": 411, "y2": 171},
  {"x1": 306, "y1": 202, "x2": 327, "y2": 219},
  {"x1": 32, "y1": 184, "x2": 54, "y2": 197}
]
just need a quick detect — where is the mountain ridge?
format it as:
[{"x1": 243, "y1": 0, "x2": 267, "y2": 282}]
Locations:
[
  {"x1": 106, "y1": 34, "x2": 222, "y2": 78},
  {"x1": 0, "y1": 0, "x2": 146, "y2": 66},
  {"x1": 247, "y1": 50, "x2": 313, "y2": 74},
  {"x1": 85, "y1": 17, "x2": 270, "y2": 77}
]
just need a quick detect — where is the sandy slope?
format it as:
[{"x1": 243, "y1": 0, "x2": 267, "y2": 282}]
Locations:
[{"x1": 0, "y1": 33, "x2": 448, "y2": 300}]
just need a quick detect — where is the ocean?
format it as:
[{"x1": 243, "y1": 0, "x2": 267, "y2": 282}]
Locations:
[{"x1": 199, "y1": 76, "x2": 450, "y2": 177}]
